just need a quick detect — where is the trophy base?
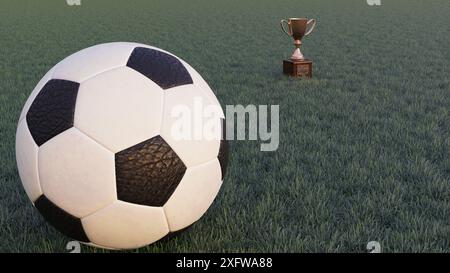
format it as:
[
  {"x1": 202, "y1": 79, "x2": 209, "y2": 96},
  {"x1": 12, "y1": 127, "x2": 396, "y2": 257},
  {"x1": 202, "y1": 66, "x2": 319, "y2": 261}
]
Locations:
[{"x1": 283, "y1": 59, "x2": 312, "y2": 78}]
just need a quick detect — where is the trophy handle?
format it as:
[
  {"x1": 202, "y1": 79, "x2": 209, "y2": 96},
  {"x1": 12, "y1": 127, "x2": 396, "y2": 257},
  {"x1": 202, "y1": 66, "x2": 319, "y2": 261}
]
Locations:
[
  {"x1": 304, "y1": 19, "x2": 317, "y2": 36},
  {"x1": 280, "y1": 19, "x2": 292, "y2": 37}
]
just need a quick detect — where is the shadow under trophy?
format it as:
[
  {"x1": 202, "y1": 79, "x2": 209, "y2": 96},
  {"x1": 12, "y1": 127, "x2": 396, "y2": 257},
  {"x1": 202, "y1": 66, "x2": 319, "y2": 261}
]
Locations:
[{"x1": 281, "y1": 18, "x2": 316, "y2": 78}]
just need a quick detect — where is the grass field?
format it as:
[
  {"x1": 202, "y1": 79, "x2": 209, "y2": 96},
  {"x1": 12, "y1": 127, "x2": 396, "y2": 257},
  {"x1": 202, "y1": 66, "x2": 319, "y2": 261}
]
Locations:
[{"x1": 0, "y1": 0, "x2": 449, "y2": 252}]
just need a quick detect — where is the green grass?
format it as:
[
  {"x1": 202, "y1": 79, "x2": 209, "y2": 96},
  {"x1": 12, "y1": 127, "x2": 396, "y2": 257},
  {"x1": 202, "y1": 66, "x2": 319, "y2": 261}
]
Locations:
[{"x1": 0, "y1": 0, "x2": 449, "y2": 252}]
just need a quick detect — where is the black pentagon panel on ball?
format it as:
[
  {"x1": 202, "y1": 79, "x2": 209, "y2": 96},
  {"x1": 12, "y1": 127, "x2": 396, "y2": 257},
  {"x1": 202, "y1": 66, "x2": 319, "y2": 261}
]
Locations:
[
  {"x1": 218, "y1": 140, "x2": 229, "y2": 180},
  {"x1": 34, "y1": 195, "x2": 90, "y2": 243},
  {"x1": 115, "y1": 135, "x2": 187, "y2": 207},
  {"x1": 26, "y1": 79, "x2": 79, "y2": 146},
  {"x1": 218, "y1": 118, "x2": 229, "y2": 180},
  {"x1": 126, "y1": 47, "x2": 193, "y2": 90}
]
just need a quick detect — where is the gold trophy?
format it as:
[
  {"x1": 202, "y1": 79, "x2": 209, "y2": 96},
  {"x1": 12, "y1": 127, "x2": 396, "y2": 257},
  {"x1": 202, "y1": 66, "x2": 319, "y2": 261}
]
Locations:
[{"x1": 280, "y1": 18, "x2": 317, "y2": 77}]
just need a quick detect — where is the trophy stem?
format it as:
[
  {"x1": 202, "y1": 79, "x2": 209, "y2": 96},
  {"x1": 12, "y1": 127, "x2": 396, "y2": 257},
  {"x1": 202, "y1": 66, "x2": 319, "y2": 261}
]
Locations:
[{"x1": 291, "y1": 39, "x2": 304, "y2": 61}]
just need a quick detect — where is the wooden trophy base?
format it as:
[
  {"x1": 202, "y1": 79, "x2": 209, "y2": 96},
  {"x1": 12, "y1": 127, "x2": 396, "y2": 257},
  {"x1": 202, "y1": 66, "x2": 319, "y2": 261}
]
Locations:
[{"x1": 283, "y1": 59, "x2": 312, "y2": 78}]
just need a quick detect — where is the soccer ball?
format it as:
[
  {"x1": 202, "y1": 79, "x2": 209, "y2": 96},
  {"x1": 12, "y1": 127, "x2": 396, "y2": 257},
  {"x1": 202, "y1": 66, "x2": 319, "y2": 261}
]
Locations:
[{"x1": 15, "y1": 42, "x2": 228, "y2": 250}]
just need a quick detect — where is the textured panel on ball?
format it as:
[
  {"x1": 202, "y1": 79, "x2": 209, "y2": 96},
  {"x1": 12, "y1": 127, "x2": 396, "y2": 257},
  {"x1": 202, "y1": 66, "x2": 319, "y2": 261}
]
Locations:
[
  {"x1": 218, "y1": 141, "x2": 229, "y2": 180},
  {"x1": 19, "y1": 68, "x2": 55, "y2": 122},
  {"x1": 75, "y1": 66, "x2": 163, "y2": 153},
  {"x1": 15, "y1": 120, "x2": 42, "y2": 202},
  {"x1": 115, "y1": 135, "x2": 187, "y2": 207},
  {"x1": 34, "y1": 195, "x2": 90, "y2": 242},
  {"x1": 26, "y1": 79, "x2": 79, "y2": 146},
  {"x1": 218, "y1": 118, "x2": 229, "y2": 180},
  {"x1": 52, "y1": 42, "x2": 139, "y2": 82},
  {"x1": 160, "y1": 84, "x2": 222, "y2": 167},
  {"x1": 127, "y1": 47, "x2": 193, "y2": 90},
  {"x1": 39, "y1": 128, "x2": 116, "y2": 218},
  {"x1": 82, "y1": 200, "x2": 169, "y2": 249},
  {"x1": 164, "y1": 159, "x2": 222, "y2": 231}
]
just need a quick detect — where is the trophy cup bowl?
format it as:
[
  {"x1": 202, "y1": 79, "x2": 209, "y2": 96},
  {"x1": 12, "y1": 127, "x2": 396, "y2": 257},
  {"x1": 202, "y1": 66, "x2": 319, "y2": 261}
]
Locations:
[
  {"x1": 280, "y1": 18, "x2": 316, "y2": 60},
  {"x1": 280, "y1": 17, "x2": 316, "y2": 78}
]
